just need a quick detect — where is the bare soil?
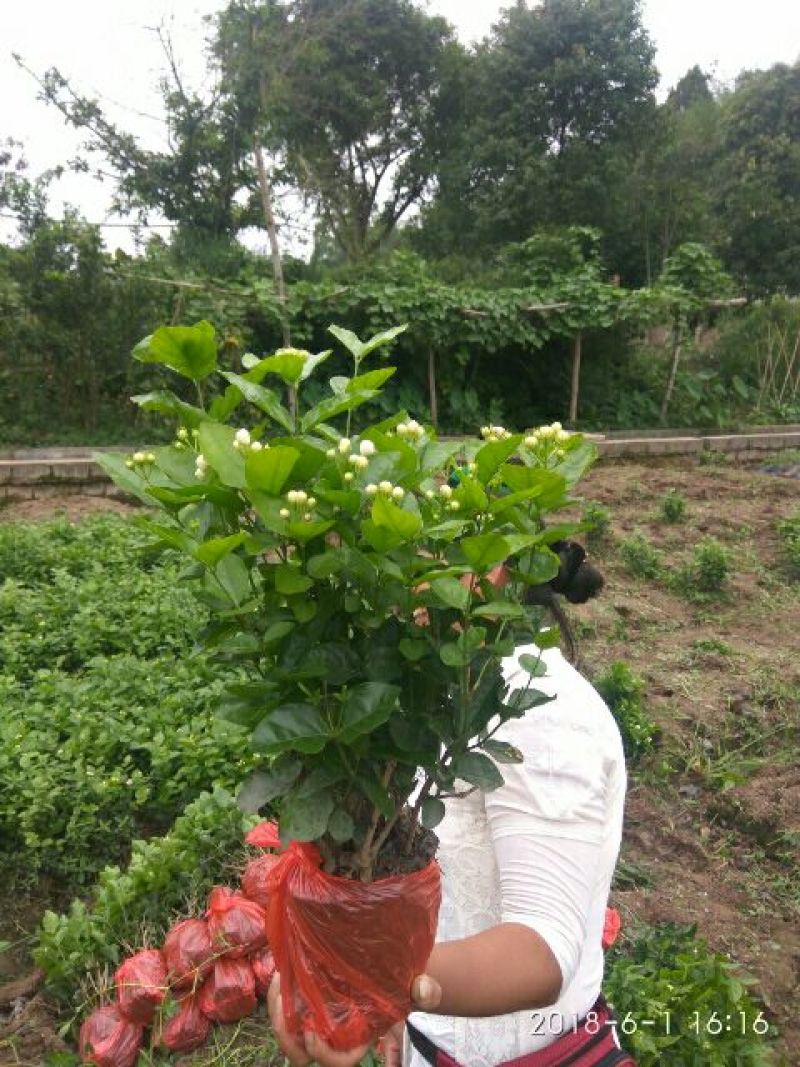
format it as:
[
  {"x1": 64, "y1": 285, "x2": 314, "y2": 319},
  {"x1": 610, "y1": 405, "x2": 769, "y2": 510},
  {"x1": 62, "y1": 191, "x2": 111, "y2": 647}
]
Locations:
[{"x1": 0, "y1": 456, "x2": 798, "y2": 1062}]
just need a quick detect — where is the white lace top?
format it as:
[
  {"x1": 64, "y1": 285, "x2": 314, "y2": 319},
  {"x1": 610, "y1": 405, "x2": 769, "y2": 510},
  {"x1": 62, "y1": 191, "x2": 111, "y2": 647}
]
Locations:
[{"x1": 407, "y1": 643, "x2": 627, "y2": 1067}]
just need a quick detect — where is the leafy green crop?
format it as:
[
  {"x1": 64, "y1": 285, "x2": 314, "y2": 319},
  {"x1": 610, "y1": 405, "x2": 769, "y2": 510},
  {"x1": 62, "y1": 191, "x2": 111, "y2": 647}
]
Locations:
[
  {"x1": 620, "y1": 532, "x2": 664, "y2": 580},
  {"x1": 595, "y1": 661, "x2": 657, "y2": 761},
  {"x1": 777, "y1": 512, "x2": 800, "y2": 577}
]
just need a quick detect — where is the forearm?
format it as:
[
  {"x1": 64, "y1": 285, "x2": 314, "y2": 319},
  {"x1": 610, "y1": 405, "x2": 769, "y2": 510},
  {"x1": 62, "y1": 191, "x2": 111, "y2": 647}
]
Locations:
[{"x1": 422, "y1": 922, "x2": 562, "y2": 1018}]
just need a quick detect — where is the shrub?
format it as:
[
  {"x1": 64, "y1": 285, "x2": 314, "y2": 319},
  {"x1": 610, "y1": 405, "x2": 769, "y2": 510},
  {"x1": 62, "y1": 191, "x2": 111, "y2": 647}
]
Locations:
[
  {"x1": 35, "y1": 788, "x2": 254, "y2": 1006},
  {"x1": 582, "y1": 500, "x2": 612, "y2": 542},
  {"x1": 777, "y1": 512, "x2": 800, "y2": 577},
  {"x1": 620, "y1": 532, "x2": 663, "y2": 580},
  {"x1": 684, "y1": 537, "x2": 731, "y2": 594},
  {"x1": 595, "y1": 662, "x2": 656, "y2": 761},
  {"x1": 659, "y1": 488, "x2": 687, "y2": 523},
  {"x1": 605, "y1": 922, "x2": 775, "y2": 1066}
]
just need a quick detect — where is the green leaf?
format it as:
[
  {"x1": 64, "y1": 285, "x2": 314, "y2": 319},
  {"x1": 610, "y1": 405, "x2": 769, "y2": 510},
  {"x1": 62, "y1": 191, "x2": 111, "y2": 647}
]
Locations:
[
  {"x1": 306, "y1": 551, "x2": 344, "y2": 579},
  {"x1": 507, "y1": 689, "x2": 554, "y2": 712},
  {"x1": 534, "y1": 626, "x2": 561, "y2": 650},
  {"x1": 430, "y1": 577, "x2": 470, "y2": 612},
  {"x1": 131, "y1": 390, "x2": 207, "y2": 427},
  {"x1": 327, "y1": 808, "x2": 355, "y2": 843},
  {"x1": 221, "y1": 372, "x2": 293, "y2": 433},
  {"x1": 328, "y1": 324, "x2": 364, "y2": 358},
  {"x1": 197, "y1": 422, "x2": 246, "y2": 488},
  {"x1": 299, "y1": 350, "x2": 332, "y2": 381},
  {"x1": 519, "y1": 653, "x2": 549, "y2": 677},
  {"x1": 482, "y1": 740, "x2": 523, "y2": 764},
  {"x1": 245, "y1": 446, "x2": 299, "y2": 495},
  {"x1": 356, "y1": 774, "x2": 394, "y2": 818},
  {"x1": 281, "y1": 793, "x2": 334, "y2": 843},
  {"x1": 371, "y1": 495, "x2": 422, "y2": 540},
  {"x1": 348, "y1": 367, "x2": 396, "y2": 392},
  {"x1": 214, "y1": 552, "x2": 252, "y2": 606},
  {"x1": 398, "y1": 638, "x2": 428, "y2": 661},
  {"x1": 93, "y1": 452, "x2": 153, "y2": 506},
  {"x1": 475, "y1": 437, "x2": 522, "y2": 482},
  {"x1": 329, "y1": 375, "x2": 350, "y2": 396},
  {"x1": 237, "y1": 759, "x2": 302, "y2": 813},
  {"x1": 338, "y1": 682, "x2": 400, "y2": 743},
  {"x1": 452, "y1": 752, "x2": 504, "y2": 791},
  {"x1": 300, "y1": 389, "x2": 378, "y2": 432},
  {"x1": 359, "y1": 324, "x2": 408, "y2": 359},
  {"x1": 420, "y1": 797, "x2": 446, "y2": 830},
  {"x1": 254, "y1": 351, "x2": 308, "y2": 386},
  {"x1": 472, "y1": 601, "x2": 527, "y2": 619},
  {"x1": 195, "y1": 532, "x2": 248, "y2": 565},
  {"x1": 134, "y1": 321, "x2": 217, "y2": 380},
  {"x1": 252, "y1": 704, "x2": 330, "y2": 755},
  {"x1": 454, "y1": 477, "x2": 489, "y2": 513},
  {"x1": 515, "y1": 549, "x2": 561, "y2": 585},
  {"x1": 274, "y1": 564, "x2": 313, "y2": 595},
  {"x1": 461, "y1": 533, "x2": 509, "y2": 572}
]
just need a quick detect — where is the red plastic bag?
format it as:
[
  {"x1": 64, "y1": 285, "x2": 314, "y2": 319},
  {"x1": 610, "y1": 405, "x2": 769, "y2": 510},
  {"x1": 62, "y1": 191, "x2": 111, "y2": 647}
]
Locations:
[
  {"x1": 245, "y1": 820, "x2": 281, "y2": 849},
  {"x1": 114, "y1": 948, "x2": 167, "y2": 1025},
  {"x1": 251, "y1": 948, "x2": 277, "y2": 998},
  {"x1": 163, "y1": 918, "x2": 215, "y2": 991},
  {"x1": 160, "y1": 993, "x2": 212, "y2": 1053},
  {"x1": 198, "y1": 958, "x2": 257, "y2": 1023},
  {"x1": 266, "y1": 842, "x2": 441, "y2": 1050},
  {"x1": 602, "y1": 906, "x2": 622, "y2": 950},
  {"x1": 241, "y1": 853, "x2": 281, "y2": 909},
  {"x1": 207, "y1": 886, "x2": 267, "y2": 959},
  {"x1": 79, "y1": 1004, "x2": 143, "y2": 1067}
]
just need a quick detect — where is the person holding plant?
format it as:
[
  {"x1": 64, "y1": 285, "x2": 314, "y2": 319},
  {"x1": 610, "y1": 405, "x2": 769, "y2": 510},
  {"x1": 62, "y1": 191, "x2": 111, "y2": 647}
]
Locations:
[{"x1": 269, "y1": 544, "x2": 633, "y2": 1067}]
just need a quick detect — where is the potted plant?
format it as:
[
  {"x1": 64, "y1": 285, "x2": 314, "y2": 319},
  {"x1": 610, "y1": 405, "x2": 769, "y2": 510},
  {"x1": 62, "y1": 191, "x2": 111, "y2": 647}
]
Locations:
[{"x1": 98, "y1": 320, "x2": 595, "y2": 1049}]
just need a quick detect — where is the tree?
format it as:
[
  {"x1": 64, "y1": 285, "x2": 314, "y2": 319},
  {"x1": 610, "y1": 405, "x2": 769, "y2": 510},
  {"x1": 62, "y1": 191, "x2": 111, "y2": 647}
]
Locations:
[{"x1": 214, "y1": 0, "x2": 461, "y2": 261}]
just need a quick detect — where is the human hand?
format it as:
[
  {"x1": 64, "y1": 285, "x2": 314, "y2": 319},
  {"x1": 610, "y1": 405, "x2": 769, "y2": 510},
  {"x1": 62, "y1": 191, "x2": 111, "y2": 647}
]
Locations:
[{"x1": 268, "y1": 972, "x2": 442, "y2": 1067}]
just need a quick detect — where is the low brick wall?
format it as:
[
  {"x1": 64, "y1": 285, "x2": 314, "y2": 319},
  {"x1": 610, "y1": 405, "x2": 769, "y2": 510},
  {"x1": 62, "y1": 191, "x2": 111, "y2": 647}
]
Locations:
[{"x1": 2, "y1": 429, "x2": 800, "y2": 499}]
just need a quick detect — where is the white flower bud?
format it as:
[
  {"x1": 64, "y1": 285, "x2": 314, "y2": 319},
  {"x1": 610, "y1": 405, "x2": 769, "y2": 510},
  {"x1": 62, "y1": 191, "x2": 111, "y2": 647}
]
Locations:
[
  {"x1": 177, "y1": 427, "x2": 189, "y2": 441},
  {"x1": 524, "y1": 435, "x2": 537, "y2": 449},
  {"x1": 279, "y1": 508, "x2": 290, "y2": 519},
  {"x1": 557, "y1": 429, "x2": 570, "y2": 442},
  {"x1": 355, "y1": 455, "x2": 369, "y2": 470},
  {"x1": 439, "y1": 483, "x2": 453, "y2": 499},
  {"x1": 379, "y1": 480, "x2": 393, "y2": 495},
  {"x1": 338, "y1": 438, "x2": 351, "y2": 454},
  {"x1": 304, "y1": 513, "x2": 312, "y2": 522},
  {"x1": 365, "y1": 484, "x2": 378, "y2": 496},
  {"x1": 343, "y1": 471, "x2": 355, "y2": 483},
  {"x1": 125, "y1": 459, "x2": 135, "y2": 469},
  {"x1": 250, "y1": 440, "x2": 263, "y2": 452},
  {"x1": 307, "y1": 497, "x2": 316, "y2": 508},
  {"x1": 555, "y1": 448, "x2": 565, "y2": 459},
  {"x1": 396, "y1": 422, "x2": 408, "y2": 437},
  {"x1": 552, "y1": 421, "x2": 562, "y2": 432},
  {"x1": 326, "y1": 447, "x2": 336, "y2": 459},
  {"x1": 348, "y1": 453, "x2": 361, "y2": 466},
  {"x1": 359, "y1": 439, "x2": 376, "y2": 457},
  {"x1": 287, "y1": 490, "x2": 298, "y2": 504},
  {"x1": 133, "y1": 451, "x2": 146, "y2": 464},
  {"x1": 391, "y1": 486, "x2": 405, "y2": 501},
  {"x1": 480, "y1": 426, "x2": 490, "y2": 438},
  {"x1": 425, "y1": 489, "x2": 435, "y2": 500},
  {"x1": 235, "y1": 428, "x2": 251, "y2": 447},
  {"x1": 145, "y1": 452, "x2": 156, "y2": 464},
  {"x1": 295, "y1": 490, "x2": 308, "y2": 505},
  {"x1": 449, "y1": 500, "x2": 461, "y2": 511}
]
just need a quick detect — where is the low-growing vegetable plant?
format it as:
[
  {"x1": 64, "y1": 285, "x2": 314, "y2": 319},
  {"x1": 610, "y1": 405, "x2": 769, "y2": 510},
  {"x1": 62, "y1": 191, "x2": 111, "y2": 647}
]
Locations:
[
  {"x1": 777, "y1": 512, "x2": 800, "y2": 577},
  {"x1": 659, "y1": 488, "x2": 687, "y2": 523},
  {"x1": 99, "y1": 320, "x2": 596, "y2": 879},
  {"x1": 594, "y1": 661, "x2": 656, "y2": 761},
  {"x1": 681, "y1": 537, "x2": 731, "y2": 595},
  {"x1": 582, "y1": 500, "x2": 612, "y2": 542},
  {"x1": 620, "y1": 532, "x2": 664, "y2": 580}
]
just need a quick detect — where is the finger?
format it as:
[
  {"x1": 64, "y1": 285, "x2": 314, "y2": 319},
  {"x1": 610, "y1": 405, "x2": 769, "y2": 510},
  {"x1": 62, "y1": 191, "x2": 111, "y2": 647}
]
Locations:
[
  {"x1": 303, "y1": 1031, "x2": 371, "y2": 1067},
  {"x1": 411, "y1": 974, "x2": 442, "y2": 1012},
  {"x1": 267, "y1": 981, "x2": 312, "y2": 1067},
  {"x1": 382, "y1": 1036, "x2": 403, "y2": 1067}
]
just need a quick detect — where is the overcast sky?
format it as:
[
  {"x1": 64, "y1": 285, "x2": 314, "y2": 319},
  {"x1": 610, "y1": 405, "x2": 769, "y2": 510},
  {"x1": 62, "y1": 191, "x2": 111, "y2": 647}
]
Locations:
[{"x1": 3, "y1": 0, "x2": 800, "y2": 252}]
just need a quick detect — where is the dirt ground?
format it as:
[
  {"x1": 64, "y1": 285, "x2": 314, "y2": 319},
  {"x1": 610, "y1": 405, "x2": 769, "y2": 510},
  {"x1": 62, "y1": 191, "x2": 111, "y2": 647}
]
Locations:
[{"x1": 1, "y1": 453, "x2": 798, "y2": 1064}]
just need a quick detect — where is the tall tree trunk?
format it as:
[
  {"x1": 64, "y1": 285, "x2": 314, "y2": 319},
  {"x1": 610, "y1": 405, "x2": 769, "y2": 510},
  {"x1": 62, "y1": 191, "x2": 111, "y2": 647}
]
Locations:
[
  {"x1": 254, "y1": 139, "x2": 290, "y2": 350},
  {"x1": 569, "y1": 332, "x2": 583, "y2": 425}
]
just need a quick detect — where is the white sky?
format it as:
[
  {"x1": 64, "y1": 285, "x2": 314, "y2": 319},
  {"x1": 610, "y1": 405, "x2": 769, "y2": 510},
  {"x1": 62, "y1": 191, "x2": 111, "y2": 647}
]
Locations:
[{"x1": 2, "y1": 0, "x2": 800, "y2": 253}]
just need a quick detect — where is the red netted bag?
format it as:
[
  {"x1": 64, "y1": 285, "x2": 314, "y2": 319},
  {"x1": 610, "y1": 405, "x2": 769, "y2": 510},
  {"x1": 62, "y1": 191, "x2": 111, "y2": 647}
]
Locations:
[
  {"x1": 266, "y1": 842, "x2": 441, "y2": 1050},
  {"x1": 79, "y1": 1004, "x2": 143, "y2": 1067},
  {"x1": 198, "y1": 958, "x2": 257, "y2": 1023},
  {"x1": 160, "y1": 993, "x2": 212, "y2": 1053},
  {"x1": 207, "y1": 886, "x2": 267, "y2": 959},
  {"x1": 251, "y1": 948, "x2": 277, "y2": 998},
  {"x1": 114, "y1": 948, "x2": 167, "y2": 1025},
  {"x1": 602, "y1": 906, "x2": 622, "y2": 950},
  {"x1": 163, "y1": 918, "x2": 215, "y2": 991},
  {"x1": 241, "y1": 853, "x2": 281, "y2": 909},
  {"x1": 245, "y1": 820, "x2": 281, "y2": 849}
]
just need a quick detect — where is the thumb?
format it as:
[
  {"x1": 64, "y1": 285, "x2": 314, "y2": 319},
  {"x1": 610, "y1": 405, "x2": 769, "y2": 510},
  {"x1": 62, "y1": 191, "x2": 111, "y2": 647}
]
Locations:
[{"x1": 411, "y1": 974, "x2": 442, "y2": 1012}]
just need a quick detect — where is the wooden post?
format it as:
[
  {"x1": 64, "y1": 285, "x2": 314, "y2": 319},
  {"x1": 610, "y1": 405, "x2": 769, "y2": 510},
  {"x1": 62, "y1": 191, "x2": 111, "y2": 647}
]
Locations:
[
  {"x1": 660, "y1": 323, "x2": 683, "y2": 424},
  {"x1": 428, "y1": 349, "x2": 438, "y2": 430},
  {"x1": 569, "y1": 332, "x2": 582, "y2": 425}
]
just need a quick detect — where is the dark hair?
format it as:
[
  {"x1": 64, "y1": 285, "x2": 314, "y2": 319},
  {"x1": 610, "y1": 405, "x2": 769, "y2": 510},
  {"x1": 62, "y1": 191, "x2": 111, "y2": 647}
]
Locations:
[{"x1": 525, "y1": 540, "x2": 604, "y2": 663}]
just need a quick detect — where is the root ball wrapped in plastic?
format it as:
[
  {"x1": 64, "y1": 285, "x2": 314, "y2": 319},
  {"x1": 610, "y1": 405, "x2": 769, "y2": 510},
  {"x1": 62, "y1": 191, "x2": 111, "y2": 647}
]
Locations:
[
  {"x1": 207, "y1": 886, "x2": 267, "y2": 959},
  {"x1": 241, "y1": 853, "x2": 281, "y2": 909},
  {"x1": 160, "y1": 993, "x2": 212, "y2": 1054},
  {"x1": 198, "y1": 958, "x2": 257, "y2": 1024},
  {"x1": 251, "y1": 947, "x2": 277, "y2": 998},
  {"x1": 114, "y1": 948, "x2": 167, "y2": 1024},
  {"x1": 266, "y1": 842, "x2": 441, "y2": 1051},
  {"x1": 79, "y1": 1004, "x2": 143, "y2": 1067},
  {"x1": 245, "y1": 820, "x2": 281, "y2": 849},
  {"x1": 163, "y1": 918, "x2": 214, "y2": 990}
]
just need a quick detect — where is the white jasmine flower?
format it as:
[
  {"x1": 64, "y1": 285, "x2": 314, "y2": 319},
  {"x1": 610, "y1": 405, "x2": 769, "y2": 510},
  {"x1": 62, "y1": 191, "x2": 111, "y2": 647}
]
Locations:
[
  {"x1": 343, "y1": 472, "x2": 355, "y2": 483},
  {"x1": 125, "y1": 459, "x2": 135, "y2": 469},
  {"x1": 391, "y1": 486, "x2": 405, "y2": 501},
  {"x1": 425, "y1": 489, "x2": 435, "y2": 500},
  {"x1": 355, "y1": 455, "x2": 369, "y2": 470},
  {"x1": 552, "y1": 421, "x2": 562, "y2": 432},
  {"x1": 279, "y1": 508, "x2": 290, "y2": 519},
  {"x1": 307, "y1": 497, "x2": 316, "y2": 508},
  {"x1": 524, "y1": 435, "x2": 538, "y2": 449},
  {"x1": 250, "y1": 440, "x2": 263, "y2": 452},
  {"x1": 145, "y1": 452, "x2": 156, "y2": 464},
  {"x1": 557, "y1": 429, "x2": 570, "y2": 442},
  {"x1": 396, "y1": 422, "x2": 409, "y2": 437},
  {"x1": 378, "y1": 480, "x2": 393, "y2": 495},
  {"x1": 326, "y1": 448, "x2": 336, "y2": 459},
  {"x1": 304, "y1": 513, "x2": 312, "y2": 521},
  {"x1": 359, "y1": 439, "x2": 376, "y2": 457},
  {"x1": 295, "y1": 490, "x2": 308, "y2": 505},
  {"x1": 133, "y1": 451, "x2": 146, "y2": 464},
  {"x1": 177, "y1": 427, "x2": 189, "y2": 442},
  {"x1": 287, "y1": 490, "x2": 299, "y2": 504},
  {"x1": 338, "y1": 438, "x2": 351, "y2": 454},
  {"x1": 449, "y1": 500, "x2": 461, "y2": 511},
  {"x1": 365, "y1": 484, "x2": 378, "y2": 496},
  {"x1": 439, "y1": 483, "x2": 453, "y2": 499}
]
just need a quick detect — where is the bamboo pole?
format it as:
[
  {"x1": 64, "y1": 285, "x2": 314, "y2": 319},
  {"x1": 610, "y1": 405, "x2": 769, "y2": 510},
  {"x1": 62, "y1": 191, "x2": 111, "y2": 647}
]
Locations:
[
  {"x1": 428, "y1": 349, "x2": 438, "y2": 430},
  {"x1": 660, "y1": 325, "x2": 683, "y2": 424},
  {"x1": 569, "y1": 332, "x2": 583, "y2": 425}
]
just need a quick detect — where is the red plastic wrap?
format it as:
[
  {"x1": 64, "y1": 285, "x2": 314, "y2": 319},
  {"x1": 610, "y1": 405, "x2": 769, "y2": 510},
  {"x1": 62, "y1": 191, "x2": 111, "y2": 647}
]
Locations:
[
  {"x1": 266, "y1": 842, "x2": 441, "y2": 1050},
  {"x1": 602, "y1": 906, "x2": 622, "y2": 950},
  {"x1": 251, "y1": 948, "x2": 277, "y2": 998},
  {"x1": 163, "y1": 918, "x2": 215, "y2": 991},
  {"x1": 207, "y1": 886, "x2": 267, "y2": 959},
  {"x1": 245, "y1": 820, "x2": 281, "y2": 849},
  {"x1": 241, "y1": 853, "x2": 281, "y2": 909},
  {"x1": 114, "y1": 948, "x2": 167, "y2": 1025},
  {"x1": 160, "y1": 993, "x2": 212, "y2": 1053},
  {"x1": 198, "y1": 958, "x2": 257, "y2": 1023},
  {"x1": 79, "y1": 1004, "x2": 143, "y2": 1067}
]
